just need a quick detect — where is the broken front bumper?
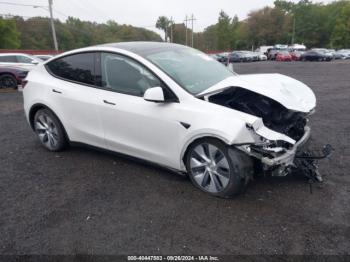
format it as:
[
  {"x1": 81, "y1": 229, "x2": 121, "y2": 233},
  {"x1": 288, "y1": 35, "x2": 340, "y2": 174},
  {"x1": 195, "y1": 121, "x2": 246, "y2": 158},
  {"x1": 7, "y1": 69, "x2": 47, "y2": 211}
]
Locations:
[{"x1": 261, "y1": 126, "x2": 311, "y2": 166}]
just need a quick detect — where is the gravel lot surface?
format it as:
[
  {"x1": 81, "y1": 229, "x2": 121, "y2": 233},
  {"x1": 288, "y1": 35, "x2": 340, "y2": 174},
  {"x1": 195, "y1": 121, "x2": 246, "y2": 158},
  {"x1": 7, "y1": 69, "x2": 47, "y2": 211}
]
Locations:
[{"x1": 0, "y1": 61, "x2": 349, "y2": 255}]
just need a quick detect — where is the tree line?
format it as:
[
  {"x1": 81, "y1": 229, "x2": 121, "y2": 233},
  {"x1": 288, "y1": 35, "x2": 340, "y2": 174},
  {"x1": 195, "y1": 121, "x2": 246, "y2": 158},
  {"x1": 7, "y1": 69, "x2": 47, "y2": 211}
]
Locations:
[
  {"x1": 159, "y1": 0, "x2": 350, "y2": 51},
  {"x1": 0, "y1": 0, "x2": 349, "y2": 51},
  {"x1": 0, "y1": 16, "x2": 162, "y2": 50}
]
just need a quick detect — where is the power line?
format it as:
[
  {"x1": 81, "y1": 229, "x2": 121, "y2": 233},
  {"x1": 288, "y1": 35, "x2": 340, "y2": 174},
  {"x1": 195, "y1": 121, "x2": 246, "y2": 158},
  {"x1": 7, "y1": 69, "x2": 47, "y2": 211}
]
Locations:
[{"x1": 0, "y1": 1, "x2": 46, "y2": 8}]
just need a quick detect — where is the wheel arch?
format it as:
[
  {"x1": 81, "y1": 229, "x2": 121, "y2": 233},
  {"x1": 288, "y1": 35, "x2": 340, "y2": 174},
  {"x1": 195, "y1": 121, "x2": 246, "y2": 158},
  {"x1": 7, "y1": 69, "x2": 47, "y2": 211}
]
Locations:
[
  {"x1": 28, "y1": 103, "x2": 70, "y2": 141},
  {"x1": 0, "y1": 72, "x2": 19, "y2": 84},
  {"x1": 180, "y1": 134, "x2": 231, "y2": 171}
]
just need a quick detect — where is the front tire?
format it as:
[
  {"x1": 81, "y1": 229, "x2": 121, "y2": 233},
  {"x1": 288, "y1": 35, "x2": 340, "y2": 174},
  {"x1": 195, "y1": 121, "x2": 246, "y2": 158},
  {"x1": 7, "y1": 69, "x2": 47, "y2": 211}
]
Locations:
[
  {"x1": 34, "y1": 109, "x2": 68, "y2": 152},
  {"x1": 185, "y1": 138, "x2": 253, "y2": 198}
]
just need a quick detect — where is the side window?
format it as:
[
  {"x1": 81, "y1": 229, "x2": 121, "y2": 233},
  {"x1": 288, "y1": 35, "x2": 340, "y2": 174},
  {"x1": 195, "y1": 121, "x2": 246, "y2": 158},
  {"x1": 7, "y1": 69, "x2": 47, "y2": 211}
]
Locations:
[
  {"x1": 100, "y1": 52, "x2": 161, "y2": 96},
  {"x1": 46, "y1": 53, "x2": 95, "y2": 85},
  {"x1": 0, "y1": 56, "x2": 17, "y2": 62},
  {"x1": 17, "y1": 55, "x2": 33, "y2": 63}
]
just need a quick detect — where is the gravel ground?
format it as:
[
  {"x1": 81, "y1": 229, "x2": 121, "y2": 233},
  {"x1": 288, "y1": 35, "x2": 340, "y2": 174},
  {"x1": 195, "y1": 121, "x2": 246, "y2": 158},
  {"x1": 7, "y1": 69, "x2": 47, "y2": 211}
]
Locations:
[{"x1": 0, "y1": 61, "x2": 349, "y2": 256}]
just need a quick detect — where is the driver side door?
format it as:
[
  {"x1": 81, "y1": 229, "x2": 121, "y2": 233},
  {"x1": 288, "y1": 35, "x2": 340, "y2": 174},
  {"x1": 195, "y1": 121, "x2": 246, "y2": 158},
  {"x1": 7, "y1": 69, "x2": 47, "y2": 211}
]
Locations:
[{"x1": 97, "y1": 52, "x2": 185, "y2": 168}]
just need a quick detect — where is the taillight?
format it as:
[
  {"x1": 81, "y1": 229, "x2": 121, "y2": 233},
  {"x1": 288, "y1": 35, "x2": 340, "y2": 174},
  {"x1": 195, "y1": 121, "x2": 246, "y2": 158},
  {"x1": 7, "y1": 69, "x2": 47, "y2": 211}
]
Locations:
[{"x1": 21, "y1": 80, "x2": 28, "y2": 88}]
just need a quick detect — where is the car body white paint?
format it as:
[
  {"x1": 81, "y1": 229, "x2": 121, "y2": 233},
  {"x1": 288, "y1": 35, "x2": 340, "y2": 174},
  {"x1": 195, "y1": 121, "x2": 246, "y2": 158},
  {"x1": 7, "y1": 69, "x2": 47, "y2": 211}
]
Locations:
[{"x1": 23, "y1": 44, "x2": 316, "y2": 172}]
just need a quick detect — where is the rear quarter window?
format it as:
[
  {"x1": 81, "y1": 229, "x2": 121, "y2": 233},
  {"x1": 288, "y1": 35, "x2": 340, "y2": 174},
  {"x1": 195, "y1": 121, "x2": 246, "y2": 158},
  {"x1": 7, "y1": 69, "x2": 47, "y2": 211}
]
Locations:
[{"x1": 46, "y1": 52, "x2": 96, "y2": 85}]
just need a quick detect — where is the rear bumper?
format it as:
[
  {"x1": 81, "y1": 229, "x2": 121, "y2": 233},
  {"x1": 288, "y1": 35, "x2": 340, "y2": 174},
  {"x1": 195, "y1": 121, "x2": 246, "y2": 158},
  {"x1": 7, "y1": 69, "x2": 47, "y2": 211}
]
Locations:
[{"x1": 261, "y1": 126, "x2": 311, "y2": 166}]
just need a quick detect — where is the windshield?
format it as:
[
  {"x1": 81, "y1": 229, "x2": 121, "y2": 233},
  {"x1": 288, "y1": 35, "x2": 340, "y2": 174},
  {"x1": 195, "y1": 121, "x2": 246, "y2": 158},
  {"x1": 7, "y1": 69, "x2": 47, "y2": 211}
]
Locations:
[{"x1": 145, "y1": 47, "x2": 235, "y2": 95}]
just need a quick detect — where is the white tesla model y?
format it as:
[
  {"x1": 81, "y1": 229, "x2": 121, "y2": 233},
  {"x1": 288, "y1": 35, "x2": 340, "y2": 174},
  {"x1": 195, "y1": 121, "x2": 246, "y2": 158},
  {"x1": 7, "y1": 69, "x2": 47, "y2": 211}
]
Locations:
[{"x1": 23, "y1": 42, "x2": 318, "y2": 198}]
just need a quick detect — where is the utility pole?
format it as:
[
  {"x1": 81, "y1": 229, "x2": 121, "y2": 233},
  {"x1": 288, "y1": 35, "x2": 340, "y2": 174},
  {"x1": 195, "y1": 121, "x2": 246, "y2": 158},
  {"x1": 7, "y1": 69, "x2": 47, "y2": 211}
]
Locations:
[
  {"x1": 48, "y1": 0, "x2": 58, "y2": 51},
  {"x1": 184, "y1": 15, "x2": 188, "y2": 46},
  {"x1": 189, "y1": 14, "x2": 196, "y2": 47},
  {"x1": 184, "y1": 15, "x2": 196, "y2": 47},
  {"x1": 292, "y1": 16, "x2": 296, "y2": 45},
  {"x1": 170, "y1": 17, "x2": 174, "y2": 43}
]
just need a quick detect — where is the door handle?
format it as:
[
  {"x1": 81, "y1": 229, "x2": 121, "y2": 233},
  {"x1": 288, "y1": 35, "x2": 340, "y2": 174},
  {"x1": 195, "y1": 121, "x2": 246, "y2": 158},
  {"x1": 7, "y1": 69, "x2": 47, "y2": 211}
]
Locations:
[
  {"x1": 52, "y1": 89, "x2": 62, "y2": 94},
  {"x1": 103, "y1": 100, "x2": 116, "y2": 105}
]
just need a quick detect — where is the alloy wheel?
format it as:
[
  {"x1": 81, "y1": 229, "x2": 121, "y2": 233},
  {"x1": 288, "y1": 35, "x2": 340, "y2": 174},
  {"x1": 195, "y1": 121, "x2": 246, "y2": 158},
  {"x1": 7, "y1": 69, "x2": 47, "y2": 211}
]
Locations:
[
  {"x1": 189, "y1": 143, "x2": 230, "y2": 193},
  {"x1": 34, "y1": 113, "x2": 60, "y2": 150}
]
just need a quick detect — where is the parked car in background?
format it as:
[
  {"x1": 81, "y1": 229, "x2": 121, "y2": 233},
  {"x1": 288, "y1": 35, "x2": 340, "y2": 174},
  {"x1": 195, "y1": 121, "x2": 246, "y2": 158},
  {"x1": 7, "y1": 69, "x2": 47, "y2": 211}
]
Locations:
[
  {"x1": 334, "y1": 49, "x2": 350, "y2": 60},
  {"x1": 276, "y1": 51, "x2": 292, "y2": 61},
  {"x1": 255, "y1": 46, "x2": 273, "y2": 56},
  {"x1": 0, "y1": 53, "x2": 42, "y2": 70},
  {"x1": 300, "y1": 50, "x2": 332, "y2": 61},
  {"x1": 248, "y1": 51, "x2": 259, "y2": 62},
  {"x1": 267, "y1": 49, "x2": 279, "y2": 60},
  {"x1": 258, "y1": 53, "x2": 267, "y2": 61},
  {"x1": 311, "y1": 49, "x2": 334, "y2": 60},
  {"x1": 290, "y1": 50, "x2": 305, "y2": 61},
  {"x1": 0, "y1": 66, "x2": 28, "y2": 89},
  {"x1": 35, "y1": 54, "x2": 54, "y2": 61},
  {"x1": 210, "y1": 53, "x2": 228, "y2": 63},
  {"x1": 274, "y1": 44, "x2": 288, "y2": 50},
  {"x1": 288, "y1": 44, "x2": 306, "y2": 51},
  {"x1": 228, "y1": 51, "x2": 252, "y2": 62}
]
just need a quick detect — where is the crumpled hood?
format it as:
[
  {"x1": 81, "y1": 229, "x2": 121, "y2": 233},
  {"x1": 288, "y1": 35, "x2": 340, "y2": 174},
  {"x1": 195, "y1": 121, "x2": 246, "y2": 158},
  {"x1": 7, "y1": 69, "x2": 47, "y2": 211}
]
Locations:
[{"x1": 197, "y1": 74, "x2": 316, "y2": 113}]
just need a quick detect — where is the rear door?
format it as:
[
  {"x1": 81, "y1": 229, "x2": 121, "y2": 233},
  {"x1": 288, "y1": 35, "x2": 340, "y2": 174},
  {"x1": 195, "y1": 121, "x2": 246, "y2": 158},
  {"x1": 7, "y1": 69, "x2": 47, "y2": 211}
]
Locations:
[{"x1": 45, "y1": 52, "x2": 106, "y2": 148}]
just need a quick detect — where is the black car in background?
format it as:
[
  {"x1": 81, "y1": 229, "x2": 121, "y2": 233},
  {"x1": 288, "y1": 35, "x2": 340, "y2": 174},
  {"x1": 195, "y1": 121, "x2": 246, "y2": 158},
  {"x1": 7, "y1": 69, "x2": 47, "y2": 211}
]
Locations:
[
  {"x1": 228, "y1": 51, "x2": 252, "y2": 62},
  {"x1": 210, "y1": 53, "x2": 228, "y2": 63},
  {"x1": 300, "y1": 50, "x2": 333, "y2": 61}
]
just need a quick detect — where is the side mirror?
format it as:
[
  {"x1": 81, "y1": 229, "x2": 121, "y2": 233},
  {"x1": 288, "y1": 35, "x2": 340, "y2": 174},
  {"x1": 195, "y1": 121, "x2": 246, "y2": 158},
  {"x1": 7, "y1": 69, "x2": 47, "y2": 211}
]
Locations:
[
  {"x1": 143, "y1": 87, "x2": 165, "y2": 102},
  {"x1": 31, "y1": 61, "x2": 39, "y2": 65}
]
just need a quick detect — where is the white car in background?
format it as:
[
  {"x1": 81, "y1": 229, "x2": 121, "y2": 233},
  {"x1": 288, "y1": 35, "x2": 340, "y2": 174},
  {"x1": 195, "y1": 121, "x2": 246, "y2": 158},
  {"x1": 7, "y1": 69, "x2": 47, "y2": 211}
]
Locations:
[
  {"x1": 0, "y1": 53, "x2": 42, "y2": 71},
  {"x1": 23, "y1": 42, "x2": 325, "y2": 198},
  {"x1": 258, "y1": 53, "x2": 267, "y2": 61},
  {"x1": 35, "y1": 54, "x2": 54, "y2": 61}
]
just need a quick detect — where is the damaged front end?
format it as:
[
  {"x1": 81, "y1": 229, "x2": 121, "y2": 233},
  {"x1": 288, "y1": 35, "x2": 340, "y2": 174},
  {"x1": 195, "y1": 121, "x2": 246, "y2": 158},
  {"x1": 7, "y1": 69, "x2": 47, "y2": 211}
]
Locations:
[{"x1": 203, "y1": 86, "x2": 332, "y2": 182}]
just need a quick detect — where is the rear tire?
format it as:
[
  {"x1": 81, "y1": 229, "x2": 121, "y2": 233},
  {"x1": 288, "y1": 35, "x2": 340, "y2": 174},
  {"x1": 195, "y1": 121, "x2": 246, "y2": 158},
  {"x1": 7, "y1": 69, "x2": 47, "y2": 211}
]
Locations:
[
  {"x1": 34, "y1": 109, "x2": 68, "y2": 152},
  {"x1": 0, "y1": 74, "x2": 17, "y2": 89},
  {"x1": 185, "y1": 138, "x2": 253, "y2": 198}
]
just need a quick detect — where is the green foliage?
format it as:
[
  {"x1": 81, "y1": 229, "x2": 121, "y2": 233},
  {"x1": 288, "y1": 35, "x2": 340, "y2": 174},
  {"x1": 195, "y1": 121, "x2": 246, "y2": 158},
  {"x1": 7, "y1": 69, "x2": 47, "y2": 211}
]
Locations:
[
  {"x1": 217, "y1": 11, "x2": 233, "y2": 50},
  {"x1": 1, "y1": 0, "x2": 350, "y2": 52},
  {"x1": 0, "y1": 18, "x2": 20, "y2": 48},
  {"x1": 156, "y1": 16, "x2": 170, "y2": 41},
  {"x1": 331, "y1": 2, "x2": 350, "y2": 48},
  {"x1": 195, "y1": 0, "x2": 350, "y2": 51},
  {"x1": 1, "y1": 16, "x2": 162, "y2": 50}
]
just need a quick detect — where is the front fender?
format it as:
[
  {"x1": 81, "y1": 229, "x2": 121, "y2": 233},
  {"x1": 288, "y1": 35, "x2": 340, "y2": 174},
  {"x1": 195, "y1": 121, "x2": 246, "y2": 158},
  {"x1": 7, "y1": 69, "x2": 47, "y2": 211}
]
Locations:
[{"x1": 178, "y1": 121, "x2": 257, "y2": 171}]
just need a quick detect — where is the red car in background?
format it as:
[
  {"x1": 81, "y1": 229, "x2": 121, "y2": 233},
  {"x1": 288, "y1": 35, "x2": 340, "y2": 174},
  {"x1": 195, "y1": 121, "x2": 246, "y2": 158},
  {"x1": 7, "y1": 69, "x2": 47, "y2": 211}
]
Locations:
[
  {"x1": 290, "y1": 51, "x2": 305, "y2": 61},
  {"x1": 276, "y1": 51, "x2": 292, "y2": 61},
  {"x1": 0, "y1": 66, "x2": 28, "y2": 89}
]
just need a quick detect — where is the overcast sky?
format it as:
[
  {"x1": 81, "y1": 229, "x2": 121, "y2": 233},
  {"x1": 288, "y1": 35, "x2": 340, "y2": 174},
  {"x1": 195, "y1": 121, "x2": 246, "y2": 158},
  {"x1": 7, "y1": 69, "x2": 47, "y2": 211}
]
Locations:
[{"x1": 0, "y1": 0, "x2": 335, "y2": 36}]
